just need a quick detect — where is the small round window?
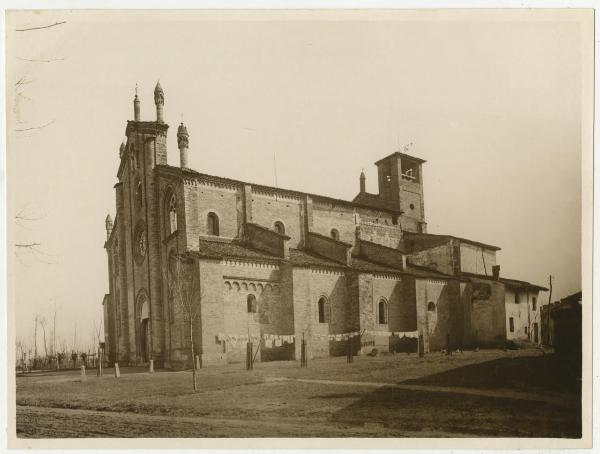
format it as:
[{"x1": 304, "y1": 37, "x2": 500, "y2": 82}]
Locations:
[{"x1": 410, "y1": 203, "x2": 415, "y2": 210}]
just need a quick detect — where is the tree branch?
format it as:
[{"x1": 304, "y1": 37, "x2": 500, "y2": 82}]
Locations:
[
  {"x1": 14, "y1": 120, "x2": 55, "y2": 132},
  {"x1": 16, "y1": 21, "x2": 66, "y2": 32},
  {"x1": 17, "y1": 57, "x2": 65, "y2": 63},
  {"x1": 15, "y1": 242, "x2": 41, "y2": 248},
  {"x1": 15, "y1": 77, "x2": 34, "y2": 87}
]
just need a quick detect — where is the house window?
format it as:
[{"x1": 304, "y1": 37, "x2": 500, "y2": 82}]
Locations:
[
  {"x1": 532, "y1": 297, "x2": 537, "y2": 311},
  {"x1": 318, "y1": 297, "x2": 328, "y2": 323},
  {"x1": 207, "y1": 212, "x2": 220, "y2": 236},
  {"x1": 167, "y1": 193, "x2": 177, "y2": 235},
  {"x1": 515, "y1": 291, "x2": 520, "y2": 304},
  {"x1": 427, "y1": 302, "x2": 436, "y2": 312},
  {"x1": 247, "y1": 294, "x2": 257, "y2": 313},
  {"x1": 378, "y1": 299, "x2": 388, "y2": 324},
  {"x1": 330, "y1": 229, "x2": 339, "y2": 241},
  {"x1": 524, "y1": 326, "x2": 528, "y2": 335},
  {"x1": 509, "y1": 317, "x2": 514, "y2": 332},
  {"x1": 274, "y1": 221, "x2": 285, "y2": 235}
]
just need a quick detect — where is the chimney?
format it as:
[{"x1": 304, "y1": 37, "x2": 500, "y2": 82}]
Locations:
[{"x1": 492, "y1": 265, "x2": 500, "y2": 280}]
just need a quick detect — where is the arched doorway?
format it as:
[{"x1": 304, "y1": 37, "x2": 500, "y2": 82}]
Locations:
[{"x1": 139, "y1": 296, "x2": 150, "y2": 362}]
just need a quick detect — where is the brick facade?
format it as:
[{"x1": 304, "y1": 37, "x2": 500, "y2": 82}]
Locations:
[{"x1": 102, "y1": 86, "x2": 548, "y2": 368}]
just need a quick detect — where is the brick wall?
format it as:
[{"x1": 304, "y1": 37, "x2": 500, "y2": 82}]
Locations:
[
  {"x1": 291, "y1": 267, "x2": 312, "y2": 359},
  {"x1": 408, "y1": 243, "x2": 456, "y2": 276},
  {"x1": 184, "y1": 181, "x2": 241, "y2": 251},
  {"x1": 245, "y1": 223, "x2": 289, "y2": 258},
  {"x1": 312, "y1": 202, "x2": 357, "y2": 245},
  {"x1": 312, "y1": 269, "x2": 348, "y2": 358},
  {"x1": 357, "y1": 240, "x2": 406, "y2": 270},
  {"x1": 221, "y1": 261, "x2": 286, "y2": 363},
  {"x1": 289, "y1": 267, "x2": 351, "y2": 359},
  {"x1": 468, "y1": 277, "x2": 506, "y2": 347},
  {"x1": 370, "y1": 275, "x2": 406, "y2": 353},
  {"x1": 197, "y1": 259, "x2": 227, "y2": 366},
  {"x1": 356, "y1": 222, "x2": 403, "y2": 249},
  {"x1": 460, "y1": 243, "x2": 497, "y2": 275},
  {"x1": 415, "y1": 279, "x2": 450, "y2": 352},
  {"x1": 307, "y1": 232, "x2": 351, "y2": 265},
  {"x1": 251, "y1": 191, "x2": 303, "y2": 248}
]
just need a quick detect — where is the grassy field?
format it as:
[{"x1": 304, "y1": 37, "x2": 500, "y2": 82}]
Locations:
[{"x1": 16, "y1": 348, "x2": 581, "y2": 438}]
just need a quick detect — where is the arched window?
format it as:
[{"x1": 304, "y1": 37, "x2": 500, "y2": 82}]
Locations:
[
  {"x1": 247, "y1": 294, "x2": 257, "y2": 313},
  {"x1": 428, "y1": 302, "x2": 436, "y2": 312},
  {"x1": 318, "y1": 297, "x2": 328, "y2": 323},
  {"x1": 207, "y1": 212, "x2": 220, "y2": 236},
  {"x1": 167, "y1": 193, "x2": 177, "y2": 234},
  {"x1": 330, "y1": 229, "x2": 339, "y2": 241},
  {"x1": 378, "y1": 299, "x2": 388, "y2": 324},
  {"x1": 136, "y1": 181, "x2": 143, "y2": 207},
  {"x1": 274, "y1": 221, "x2": 285, "y2": 235}
]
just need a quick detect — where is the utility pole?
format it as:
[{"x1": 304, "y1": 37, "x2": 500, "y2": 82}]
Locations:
[
  {"x1": 52, "y1": 301, "x2": 57, "y2": 356},
  {"x1": 547, "y1": 275, "x2": 554, "y2": 345}
]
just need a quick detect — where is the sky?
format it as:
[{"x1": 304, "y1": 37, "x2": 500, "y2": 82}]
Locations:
[{"x1": 6, "y1": 10, "x2": 585, "y2": 353}]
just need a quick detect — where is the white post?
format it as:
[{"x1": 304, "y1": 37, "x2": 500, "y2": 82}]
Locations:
[
  {"x1": 149, "y1": 359, "x2": 154, "y2": 373},
  {"x1": 80, "y1": 365, "x2": 86, "y2": 381},
  {"x1": 114, "y1": 362, "x2": 121, "y2": 378}
]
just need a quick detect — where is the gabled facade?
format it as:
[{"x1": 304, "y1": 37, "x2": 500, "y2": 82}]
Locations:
[{"x1": 102, "y1": 84, "x2": 547, "y2": 368}]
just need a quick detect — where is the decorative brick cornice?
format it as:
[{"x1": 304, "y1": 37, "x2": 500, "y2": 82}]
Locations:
[
  {"x1": 372, "y1": 273, "x2": 402, "y2": 280},
  {"x1": 223, "y1": 258, "x2": 279, "y2": 270},
  {"x1": 253, "y1": 187, "x2": 301, "y2": 202},
  {"x1": 310, "y1": 268, "x2": 344, "y2": 277},
  {"x1": 126, "y1": 120, "x2": 169, "y2": 137}
]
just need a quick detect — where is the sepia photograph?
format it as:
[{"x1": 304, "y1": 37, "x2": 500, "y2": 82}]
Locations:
[{"x1": 5, "y1": 7, "x2": 593, "y2": 449}]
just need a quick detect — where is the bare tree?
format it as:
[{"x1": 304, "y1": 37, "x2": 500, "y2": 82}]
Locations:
[
  {"x1": 52, "y1": 303, "x2": 57, "y2": 356},
  {"x1": 165, "y1": 254, "x2": 202, "y2": 392},
  {"x1": 16, "y1": 339, "x2": 27, "y2": 371},
  {"x1": 92, "y1": 318, "x2": 102, "y2": 345},
  {"x1": 33, "y1": 315, "x2": 38, "y2": 360},
  {"x1": 39, "y1": 317, "x2": 48, "y2": 358}
]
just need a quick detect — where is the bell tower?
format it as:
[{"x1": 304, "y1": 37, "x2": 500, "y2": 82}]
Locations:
[{"x1": 375, "y1": 150, "x2": 427, "y2": 233}]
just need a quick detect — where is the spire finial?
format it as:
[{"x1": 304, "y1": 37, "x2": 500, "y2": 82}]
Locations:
[
  {"x1": 177, "y1": 120, "x2": 189, "y2": 168},
  {"x1": 133, "y1": 83, "x2": 141, "y2": 121},
  {"x1": 359, "y1": 168, "x2": 366, "y2": 193},
  {"x1": 154, "y1": 80, "x2": 164, "y2": 122}
]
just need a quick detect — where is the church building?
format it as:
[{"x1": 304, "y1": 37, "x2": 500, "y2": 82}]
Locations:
[{"x1": 102, "y1": 83, "x2": 547, "y2": 368}]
